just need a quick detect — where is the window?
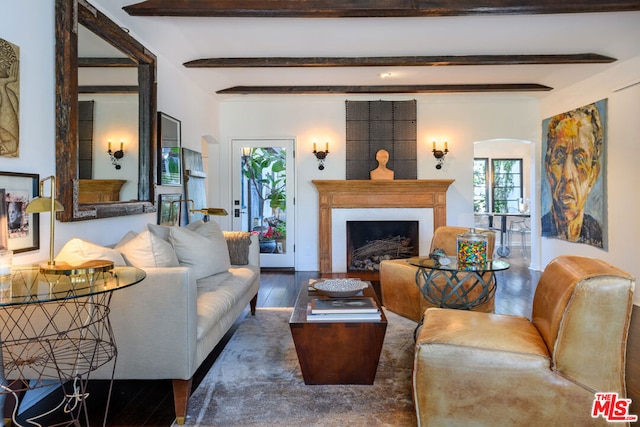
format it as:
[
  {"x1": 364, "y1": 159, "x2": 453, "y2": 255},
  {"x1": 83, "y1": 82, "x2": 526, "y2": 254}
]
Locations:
[
  {"x1": 492, "y1": 159, "x2": 523, "y2": 213},
  {"x1": 474, "y1": 158, "x2": 523, "y2": 213},
  {"x1": 473, "y1": 158, "x2": 488, "y2": 213}
]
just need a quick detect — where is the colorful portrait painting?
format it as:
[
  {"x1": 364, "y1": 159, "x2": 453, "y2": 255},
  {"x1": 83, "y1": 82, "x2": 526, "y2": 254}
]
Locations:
[
  {"x1": 0, "y1": 38, "x2": 19, "y2": 158},
  {"x1": 541, "y1": 99, "x2": 607, "y2": 249}
]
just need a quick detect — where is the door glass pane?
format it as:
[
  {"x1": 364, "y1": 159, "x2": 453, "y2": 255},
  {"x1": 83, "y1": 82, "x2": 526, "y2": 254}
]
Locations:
[{"x1": 241, "y1": 147, "x2": 287, "y2": 254}]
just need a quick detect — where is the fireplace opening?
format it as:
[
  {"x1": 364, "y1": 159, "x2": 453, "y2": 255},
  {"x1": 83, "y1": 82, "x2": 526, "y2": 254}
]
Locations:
[{"x1": 347, "y1": 221, "x2": 419, "y2": 271}]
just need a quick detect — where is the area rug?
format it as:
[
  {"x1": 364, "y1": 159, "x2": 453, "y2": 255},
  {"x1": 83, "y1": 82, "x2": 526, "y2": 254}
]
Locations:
[{"x1": 178, "y1": 307, "x2": 418, "y2": 427}]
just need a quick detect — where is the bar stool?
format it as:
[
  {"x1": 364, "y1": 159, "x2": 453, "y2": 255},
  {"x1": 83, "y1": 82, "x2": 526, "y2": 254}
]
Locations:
[{"x1": 508, "y1": 217, "x2": 530, "y2": 256}]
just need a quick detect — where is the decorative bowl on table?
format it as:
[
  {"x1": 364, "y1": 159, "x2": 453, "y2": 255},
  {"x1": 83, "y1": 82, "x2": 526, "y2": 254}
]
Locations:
[{"x1": 312, "y1": 279, "x2": 369, "y2": 298}]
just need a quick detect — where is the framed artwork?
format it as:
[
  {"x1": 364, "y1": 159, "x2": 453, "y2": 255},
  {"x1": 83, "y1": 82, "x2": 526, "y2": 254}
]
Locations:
[
  {"x1": 541, "y1": 99, "x2": 607, "y2": 250},
  {"x1": 0, "y1": 172, "x2": 39, "y2": 253},
  {"x1": 0, "y1": 38, "x2": 20, "y2": 158},
  {"x1": 157, "y1": 112, "x2": 182, "y2": 186},
  {"x1": 158, "y1": 193, "x2": 182, "y2": 225}
]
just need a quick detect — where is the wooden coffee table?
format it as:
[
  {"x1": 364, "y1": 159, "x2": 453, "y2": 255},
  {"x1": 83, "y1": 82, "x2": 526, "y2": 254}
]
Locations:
[{"x1": 289, "y1": 280, "x2": 387, "y2": 385}]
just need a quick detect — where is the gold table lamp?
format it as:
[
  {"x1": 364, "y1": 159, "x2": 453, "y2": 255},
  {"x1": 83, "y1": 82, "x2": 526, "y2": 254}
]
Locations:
[{"x1": 25, "y1": 176, "x2": 113, "y2": 274}]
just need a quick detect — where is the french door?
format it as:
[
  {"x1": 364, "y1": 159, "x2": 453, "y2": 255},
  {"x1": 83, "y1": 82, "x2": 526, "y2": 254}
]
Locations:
[{"x1": 231, "y1": 138, "x2": 295, "y2": 268}]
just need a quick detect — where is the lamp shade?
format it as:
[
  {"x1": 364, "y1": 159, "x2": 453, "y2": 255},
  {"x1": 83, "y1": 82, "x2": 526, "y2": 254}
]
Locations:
[
  {"x1": 25, "y1": 197, "x2": 64, "y2": 214},
  {"x1": 193, "y1": 208, "x2": 228, "y2": 216}
]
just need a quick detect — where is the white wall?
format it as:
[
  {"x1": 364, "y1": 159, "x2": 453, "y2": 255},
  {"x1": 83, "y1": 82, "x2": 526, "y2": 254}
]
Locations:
[
  {"x1": 539, "y1": 56, "x2": 640, "y2": 303},
  {"x1": 78, "y1": 93, "x2": 139, "y2": 201},
  {"x1": 217, "y1": 95, "x2": 538, "y2": 271},
  {"x1": 0, "y1": 1, "x2": 218, "y2": 265},
  {"x1": 4, "y1": 1, "x2": 638, "y2": 288}
]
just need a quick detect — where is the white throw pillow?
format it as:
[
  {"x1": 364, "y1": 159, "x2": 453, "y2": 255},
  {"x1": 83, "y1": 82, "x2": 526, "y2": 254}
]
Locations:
[
  {"x1": 189, "y1": 221, "x2": 231, "y2": 268},
  {"x1": 185, "y1": 220, "x2": 205, "y2": 231},
  {"x1": 55, "y1": 238, "x2": 127, "y2": 266},
  {"x1": 148, "y1": 221, "x2": 205, "y2": 243},
  {"x1": 169, "y1": 225, "x2": 230, "y2": 280},
  {"x1": 115, "y1": 230, "x2": 138, "y2": 247},
  {"x1": 117, "y1": 230, "x2": 179, "y2": 268},
  {"x1": 147, "y1": 223, "x2": 171, "y2": 241}
]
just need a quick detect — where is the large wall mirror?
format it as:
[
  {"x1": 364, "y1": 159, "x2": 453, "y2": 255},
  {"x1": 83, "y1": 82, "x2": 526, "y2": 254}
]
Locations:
[{"x1": 55, "y1": 0, "x2": 157, "y2": 221}]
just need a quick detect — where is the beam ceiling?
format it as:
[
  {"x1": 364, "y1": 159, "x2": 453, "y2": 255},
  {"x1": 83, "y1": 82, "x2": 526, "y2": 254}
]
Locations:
[
  {"x1": 216, "y1": 84, "x2": 553, "y2": 95},
  {"x1": 124, "y1": 0, "x2": 640, "y2": 17},
  {"x1": 184, "y1": 53, "x2": 615, "y2": 68}
]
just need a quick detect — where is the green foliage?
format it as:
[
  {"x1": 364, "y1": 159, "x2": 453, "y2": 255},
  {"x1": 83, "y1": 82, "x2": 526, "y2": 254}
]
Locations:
[
  {"x1": 492, "y1": 160, "x2": 515, "y2": 213},
  {"x1": 242, "y1": 147, "x2": 287, "y2": 216}
]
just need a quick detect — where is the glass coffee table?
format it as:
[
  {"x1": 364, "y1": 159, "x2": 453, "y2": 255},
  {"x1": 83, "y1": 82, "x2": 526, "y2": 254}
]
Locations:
[
  {"x1": 407, "y1": 256, "x2": 509, "y2": 310},
  {"x1": 289, "y1": 280, "x2": 387, "y2": 385}
]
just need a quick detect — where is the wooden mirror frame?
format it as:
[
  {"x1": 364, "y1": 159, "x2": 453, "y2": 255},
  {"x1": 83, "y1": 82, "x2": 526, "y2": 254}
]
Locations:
[{"x1": 55, "y1": 0, "x2": 157, "y2": 221}]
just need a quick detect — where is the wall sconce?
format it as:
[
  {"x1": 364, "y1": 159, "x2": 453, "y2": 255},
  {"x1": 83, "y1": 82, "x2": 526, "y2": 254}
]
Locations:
[
  {"x1": 432, "y1": 141, "x2": 449, "y2": 170},
  {"x1": 313, "y1": 142, "x2": 329, "y2": 170},
  {"x1": 108, "y1": 140, "x2": 125, "y2": 170}
]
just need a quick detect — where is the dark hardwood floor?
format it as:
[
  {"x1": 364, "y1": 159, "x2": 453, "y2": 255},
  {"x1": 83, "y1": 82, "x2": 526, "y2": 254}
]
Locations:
[{"x1": 13, "y1": 250, "x2": 640, "y2": 426}]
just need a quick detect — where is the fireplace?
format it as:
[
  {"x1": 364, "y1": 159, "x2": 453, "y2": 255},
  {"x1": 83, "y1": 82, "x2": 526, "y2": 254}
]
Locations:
[
  {"x1": 313, "y1": 180, "x2": 454, "y2": 273},
  {"x1": 347, "y1": 221, "x2": 419, "y2": 271}
]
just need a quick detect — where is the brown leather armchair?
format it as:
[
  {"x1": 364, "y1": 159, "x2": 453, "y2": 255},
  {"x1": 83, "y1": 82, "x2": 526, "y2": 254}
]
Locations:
[
  {"x1": 380, "y1": 226, "x2": 496, "y2": 321},
  {"x1": 413, "y1": 255, "x2": 635, "y2": 426}
]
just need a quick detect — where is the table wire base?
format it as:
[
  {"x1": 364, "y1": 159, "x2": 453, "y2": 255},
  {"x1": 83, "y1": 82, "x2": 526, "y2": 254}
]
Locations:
[
  {"x1": 0, "y1": 272, "x2": 118, "y2": 427},
  {"x1": 415, "y1": 267, "x2": 497, "y2": 310}
]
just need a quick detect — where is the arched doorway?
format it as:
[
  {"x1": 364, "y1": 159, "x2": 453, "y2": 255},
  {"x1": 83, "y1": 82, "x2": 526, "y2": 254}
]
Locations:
[{"x1": 473, "y1": 139, "x2": 536, "y2": 266}]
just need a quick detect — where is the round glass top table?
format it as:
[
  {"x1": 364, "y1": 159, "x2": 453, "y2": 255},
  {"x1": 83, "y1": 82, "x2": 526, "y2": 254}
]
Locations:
[
  {"x1": 0, "y1": 263, "x2": 146, "y2": 306},
  {"x1": 0, "y1": 264, "x2": 146, "y2": 427},
  {"x1": 407, "y1": 256, "x2": 509, "y2": 310}
]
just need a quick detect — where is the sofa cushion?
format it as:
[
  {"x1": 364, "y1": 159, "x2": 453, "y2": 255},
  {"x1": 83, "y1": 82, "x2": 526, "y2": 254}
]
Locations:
[
  {"x1": 55, "y1": 238, "x2": 126, "y2": 266},
  {"x1": 195, "y1": 266, "x2": 259, "y2": 339},
  {"x1": 117, "y1": 230, "x2": 180, "y2": 268},
  {"x1": 169, "y1": 225, "x2": 231, "y2": 280}
]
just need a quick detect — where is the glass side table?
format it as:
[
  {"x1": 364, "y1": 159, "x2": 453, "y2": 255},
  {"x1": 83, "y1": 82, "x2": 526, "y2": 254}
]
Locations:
[
  {"x1": 407, "y1": 256, "x2": 509, "y2": 311},
  {"x1": 0, "y1": 264, "x2": 145, "y2": 427}
]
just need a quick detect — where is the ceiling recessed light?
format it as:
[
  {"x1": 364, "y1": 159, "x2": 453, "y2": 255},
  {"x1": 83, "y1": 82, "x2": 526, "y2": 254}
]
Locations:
[{"x1": 379, "y1": 72, "x2": 393, "y2": 79}]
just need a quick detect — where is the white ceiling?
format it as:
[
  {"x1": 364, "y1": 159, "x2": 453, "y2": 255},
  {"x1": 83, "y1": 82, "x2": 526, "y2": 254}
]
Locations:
[{"x1": 91, "y1": 1, "x2": 640, "y2": 98}]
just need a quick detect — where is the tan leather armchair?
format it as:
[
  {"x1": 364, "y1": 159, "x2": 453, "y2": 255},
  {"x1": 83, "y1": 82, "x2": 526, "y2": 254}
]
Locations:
[
  {"x1": 380, "y1": 226, "x2": 495, "y2": 321},
  {"x1": 413, "y1": 255, "x2": 635, "y2": 426}
]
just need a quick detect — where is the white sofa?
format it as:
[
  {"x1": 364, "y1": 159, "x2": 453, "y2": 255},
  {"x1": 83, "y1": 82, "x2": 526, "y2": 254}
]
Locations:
[{"x1": 54, "y1": 220, "x2": 260, "y2": 424}]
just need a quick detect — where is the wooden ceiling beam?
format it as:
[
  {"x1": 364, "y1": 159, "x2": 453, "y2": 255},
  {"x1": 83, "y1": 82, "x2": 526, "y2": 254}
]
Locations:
[
  {"x1": 124, "y1": 0, "x2": 640, "y2": 17},
  {"x1": 184, "y1": 53, "x2": 615, "y2": 68},
  {"x1": 216, "y1": 83, "x2": 552, "y2": 95}
]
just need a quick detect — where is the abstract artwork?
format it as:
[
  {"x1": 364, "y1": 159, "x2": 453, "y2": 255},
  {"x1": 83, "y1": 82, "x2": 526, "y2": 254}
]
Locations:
[
  {"x1": 541, "y1": 99, "x2": 607, "y2": 249},
  {"x1": 0, "y1": 38, "x2": 19, "y2": 157}
]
